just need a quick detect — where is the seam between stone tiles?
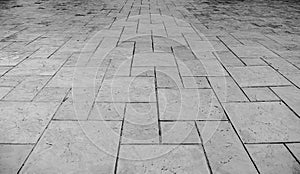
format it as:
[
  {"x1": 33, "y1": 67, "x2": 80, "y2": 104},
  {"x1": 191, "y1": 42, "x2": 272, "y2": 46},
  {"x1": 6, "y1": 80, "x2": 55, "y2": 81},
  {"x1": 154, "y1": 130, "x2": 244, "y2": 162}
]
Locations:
[
  {"x1": 210, "y1": 50, "x2": 251, "y2": 102},
  {"x1": 245, "y1": 141, "x2": 300, "y2": 144},
  {"x1": 194, "y1": 121, "x2": 213, "y2": 174},
  {"x1": 116, "y1": 26, "x2": 125, "y2": 46},
  {"x1": 216, "y1": 36, "x2": 247, "y2": 66},
  {"x1": 17, "y1": 98, "x2": 63, "y2": 173},
  {"x1": 30, "y1": 53, "x2": 71, "y2": 102},
  {"x1": 154, "y1": 66, "x2": 162, "y2": 143},
  {"x1": 0, "y1": 50, "x2": 41, "y2": 100},
  {"x1": 129, "y1": 41, "x2": 136, "y2": 76},
  {"x1": 284, "y1": 143, "x2": 300, "y2": 165},
  {"x1": 258, "y1": 41, "x2": 300, "y2": 71},
  {"x1": 228, "y1": 33, "x2": 245, "y2": 45},
  {"x1": 113, "y1": 102, "x2": 126, "y2": 174},
  {"x1": 206, "y1": 76, "x2": 261, "y2": 174},
  {"x1": 0, "y1": 143, "x2": 35, "y2": 145},
  {"x1": 170, "y1": 46, "x2": 185, "y2": 88},
  {"x1": 0, "y1": 86, "x2": 16, "y2": 101},
  {"x1": 261, "y1": 58, "x2": 300, "y2": 89},
  {"x1": 24, "y1": 33, "x2": 46, "y2": 46},
  {"x1": 0, "y1": 48, "x2": 40, "y2": 78},
  {"x1": 47, "y1": 37, "x2": 73, "y2": 59},
  {"x1": 86, "y1": 59, "x2": 112, "y2": 120},
  {"x1": 151, "y1": 30, "x2": 154, "y2": 52},
  {"x1": 268, "y1": 87, "x2": 300, "y2": 119}
]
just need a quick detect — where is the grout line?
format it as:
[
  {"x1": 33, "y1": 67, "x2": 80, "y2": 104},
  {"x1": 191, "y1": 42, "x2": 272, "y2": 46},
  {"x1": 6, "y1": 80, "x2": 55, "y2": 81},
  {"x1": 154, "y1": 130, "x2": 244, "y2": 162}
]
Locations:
[
  {"x1": 113, "y1": 103, "x2": 127, "y2": 174},
  {"x1": 17, "y1": 95, "x2": 64, "y2": 173},
  {"x1": 154, "y1": 66, "x2": 162, "y2": 143},
  {"x1": 206, "y1": 75, "x2": 261, "y2": 174},
  {"x1": 194, "y1": 121, "x2": 213, "y2": 174},
  {"x1": 284, "y1": 143, "x2": 300, "y2": 165},
  {"x1": 268, "y1": 87, "x2": 300, "y2": 119}
]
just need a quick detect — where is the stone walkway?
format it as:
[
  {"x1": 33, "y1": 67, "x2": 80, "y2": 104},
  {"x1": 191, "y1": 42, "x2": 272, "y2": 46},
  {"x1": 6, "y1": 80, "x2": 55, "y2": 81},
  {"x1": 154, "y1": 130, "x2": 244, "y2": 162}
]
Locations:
[{"x1": 0, "y1": 0, "x2": 300, "y2": 173}]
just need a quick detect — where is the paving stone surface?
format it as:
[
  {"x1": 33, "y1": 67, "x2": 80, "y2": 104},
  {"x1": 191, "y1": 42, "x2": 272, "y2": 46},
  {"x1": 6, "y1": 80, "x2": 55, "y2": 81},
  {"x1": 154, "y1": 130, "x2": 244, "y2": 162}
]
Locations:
[
  {"x1": 247, "y1": 144, "x2": 300, "y2": 174},
  {"x1": 0, "y1": 0, "x2": 299, "y2": 173}
]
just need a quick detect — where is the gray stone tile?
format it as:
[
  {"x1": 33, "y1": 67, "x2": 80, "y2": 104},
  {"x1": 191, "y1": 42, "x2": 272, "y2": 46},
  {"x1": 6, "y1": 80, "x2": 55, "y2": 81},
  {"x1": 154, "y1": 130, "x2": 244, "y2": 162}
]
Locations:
[
  {"x1": 156, "y1": 67, "x2": 183, "y2": 88},
  {"x1": 131, "y1": 66, "x2": 154, "y2": 77},
  {"x1": 0, "y1": 75, "x2": 24, "y2": 87},
  {"x1": 133, "y1": 52, "x2": 176, "y2": 66},
  {"x1": 21, "y1": 121, "x2": 121, "y2": 173},
  {"x1": 0, "y1": 145, "x2": 33, "y2": 173},
  {"x1": 272, "y1": 86, "x2": 300, "y2": 116},
  {"x1": 6, "y1": 58, "x2": 65, "y2": 76},
  {"x1": 229, "y1": 45, "x2": 278, "y2": 58},
  {"x1": 0, "y1": 102, "x2": 59, "y2": 143},
  {"x1": 197, "y1": 121, "x2": 257, "y2": 174},
  {"x1": 228, "y1": 66, "x2": 290, "y2": 87},
  {"x1": 0, "y1": 86, "x2": 12, "y2": 100},
  {"x1": 242, "y1": 58, "x2": 267, "y2": 66},
  {"x1": 158, "y1": 89, "x2": 226, "y2": 120},
  {"x1": 54, "y1": 101, "x2": 92, "y2": 120},
  {"x1": 182, "y1": 76, "x2": 210, "y2": 89},
  {"x1": 223, "y1": 102, "x2": 300, "y2": 143},
  {"x1": 34, "y1": 87, "x2": 69, "y2": 102},
  {"x1": 209, "y1": 76, "x2": 248, "y2": 102},
  {"x1": 3, "y1": 76, "x2": 50, "y2": 101},
  {"x1": 287, "y1": 143, "x2": 300, "y2": 161},
  {"x1": 161, "y1": 121, "x2": 200, "y2": 143},
  {"x1": 247, "y1": 144, "x2": 300, "y2": 174},
  {"x1": 117, "y1": 145, "x2": 210, "y2": 173},
  {"x1": 0, "y1": 67, "x2": 11, "y2": 76},
  {"x1": 89, "y1": 103, "x2": 125, "y2": 120},
  {"x1": 177, "y1": 59, "x2": 207, "y2": 76},
  {"x1": 122, "y1": 103, "x2": 159, "y2": 144},
  {"x1": 214, "y1": 51, "x2": 245, "y2": 67},
  {"x1": 97, "y1": 77, "x2": 156, "y2": 102},
  {"x1": 243, "y1": 87, "x2": 279, "y2": 102}
]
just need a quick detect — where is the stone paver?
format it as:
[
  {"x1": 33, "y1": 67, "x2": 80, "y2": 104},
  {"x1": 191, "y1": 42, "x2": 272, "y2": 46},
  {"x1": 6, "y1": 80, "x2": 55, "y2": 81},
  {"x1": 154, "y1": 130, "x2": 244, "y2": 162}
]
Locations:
[
  {"x1": 243, "y1": 87, "x2": 279, "y2": 102},
  {"x1": 0, "y1": 145, "x2": 33, "y2": 173},
  {"x1": 223, "y1": 102, "x2": 300, "y2": 143},
  {"x1": 287, "y1": 144, "x2": 300, "y2": 161},
  {"x1": 117, "y1": 145, "x2": 210, "y2": 173},
  {"x1": 247, "y1": 144, "x2": 300, "y2": 174},
  {"x1": 1, "y1": 0, "x2": 300, "y2": 173},
  {"x1": 197, "y1": 121, "x2": 257, "y2": 174},
  {"x1": 228, "y1": 66, "x2": 291, "y2": 87},
  {"x1": 0, "y1": 102, "x2": 59, "y2": 143}
]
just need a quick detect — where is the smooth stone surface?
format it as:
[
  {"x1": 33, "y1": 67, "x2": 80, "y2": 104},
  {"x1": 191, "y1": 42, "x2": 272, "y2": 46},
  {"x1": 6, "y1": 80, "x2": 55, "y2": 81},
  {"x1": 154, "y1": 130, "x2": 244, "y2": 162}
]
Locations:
[
  {"x1": 117, "y1": 145, "x2": 210, "y2": 173},
  {"x1": 21, "y1": 121, "x2": 121, "y2": 173},
  {"x1": 89, "y1": 103, "x2": 125, "y2": 120},
  {"x1": 228, "y1": 66, "x2": 290, "y2": 87},
  {"x1": 156, "y1": 67, "x2": 183, "y2": 88},
  {"x1": 158, "y1": 89, "x2": 226, "y2": 120},
  {"x1": 247, "y1": 144, "x2": 300, "y2": 174},
  {"x1": 197, "y1": 121, "x2": 257, "y2": 174},
  {"x1": 272, "y1": 86, "x2": 300, "y2": 116},
  {"x1": 0, "y1": 86, "x2": 12, "y2": 99},
  {"x1": 209, "y1": 76, "x2": 248, "y2": 102},
  {"x1": 0, "y1": 145, "x2": 33, "y2": 173},
  {"x1": 97, "y1": 77, "x2": 156, "y2": 102},
  {"x1": 0, "y1": 102, "x2": 59, "y2": 143},
  {"x1": 161, "y1": 121, "x2": 200, "y2": 143},
  {"x1": 229, "y1": 45, "x2": 278, "y2": 58},
  {"x1": 133, "y1": 52, "x2": 176, "y2": 66},
  {"x1": 223, "y1": 102, "x2": 300, "y2": 143},
  {"x1": 34, "y1": 87, "x2": 70, "y2": 102},
  {"x1": 182, "y1": 76, "x2": 210, "y2": 89},
  {"x1": 243, "y1": 87, "x2": 279, "y2": 101},
  {"x1": 287, "y1": 144, "x2": 300, "y2": 161}
]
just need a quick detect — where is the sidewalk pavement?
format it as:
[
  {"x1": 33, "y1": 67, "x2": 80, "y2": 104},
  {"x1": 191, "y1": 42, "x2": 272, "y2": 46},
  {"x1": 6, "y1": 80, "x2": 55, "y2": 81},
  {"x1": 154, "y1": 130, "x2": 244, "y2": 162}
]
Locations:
[{"x1": 0, "y1": 0, "x2": 300, "y2": 173}]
